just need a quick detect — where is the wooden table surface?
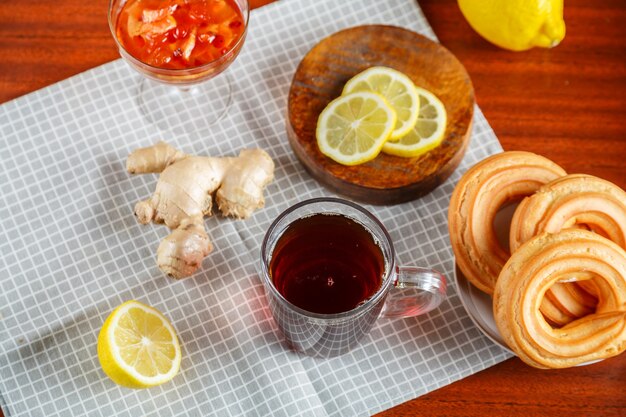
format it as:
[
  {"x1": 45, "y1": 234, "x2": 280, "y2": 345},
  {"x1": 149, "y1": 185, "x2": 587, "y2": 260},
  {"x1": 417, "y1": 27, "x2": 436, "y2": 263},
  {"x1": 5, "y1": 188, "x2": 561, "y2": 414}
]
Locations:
[{"x1": 1, "y1": 0, "x2": 625, "y2": 416}]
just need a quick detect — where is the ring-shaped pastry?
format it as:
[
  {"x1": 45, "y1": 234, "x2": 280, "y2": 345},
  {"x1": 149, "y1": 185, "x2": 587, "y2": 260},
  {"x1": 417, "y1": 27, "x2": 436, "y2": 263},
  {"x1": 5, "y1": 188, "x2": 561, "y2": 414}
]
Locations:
[
  {"x1": 494, "y1": 229, "x2": 626, "y2": 369},
  {"x1": 448, "y1": 151, "x2": 566, "y2": 294},
  {"x1": 510, "y1": 174, "x2": 626, "y2": 251},
  {"x1": 510, "y1": 174, "x2": 626, "y2": 325}
]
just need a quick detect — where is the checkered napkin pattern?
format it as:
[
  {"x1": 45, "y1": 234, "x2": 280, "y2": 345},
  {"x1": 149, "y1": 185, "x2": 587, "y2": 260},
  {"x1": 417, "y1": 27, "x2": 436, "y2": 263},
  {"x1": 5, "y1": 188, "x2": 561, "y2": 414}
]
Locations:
[{"x1": 0, "y1": 0, "x2": 511, "y2": 416}]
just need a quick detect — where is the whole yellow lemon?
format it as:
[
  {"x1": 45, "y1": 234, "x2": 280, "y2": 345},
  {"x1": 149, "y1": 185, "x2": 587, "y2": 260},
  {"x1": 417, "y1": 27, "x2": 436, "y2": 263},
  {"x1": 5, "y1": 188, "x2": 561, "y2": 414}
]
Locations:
[{"x1": 458, "y1": 0, "x2": 565, "y2": 51}]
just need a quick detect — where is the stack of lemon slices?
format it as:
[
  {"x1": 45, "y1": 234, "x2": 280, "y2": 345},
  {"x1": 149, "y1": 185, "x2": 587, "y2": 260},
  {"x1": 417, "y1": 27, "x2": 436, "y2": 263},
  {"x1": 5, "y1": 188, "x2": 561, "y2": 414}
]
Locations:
[{"x1": 316, "y1": 66, "x2": 447, "y2": 166}]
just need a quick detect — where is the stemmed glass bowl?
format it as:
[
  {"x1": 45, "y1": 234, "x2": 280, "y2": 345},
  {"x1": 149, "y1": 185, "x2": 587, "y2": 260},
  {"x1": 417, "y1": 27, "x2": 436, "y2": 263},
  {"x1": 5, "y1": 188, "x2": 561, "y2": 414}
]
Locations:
[{"x1": 108, "y1": 0, "x2": 250, "y2": 131}]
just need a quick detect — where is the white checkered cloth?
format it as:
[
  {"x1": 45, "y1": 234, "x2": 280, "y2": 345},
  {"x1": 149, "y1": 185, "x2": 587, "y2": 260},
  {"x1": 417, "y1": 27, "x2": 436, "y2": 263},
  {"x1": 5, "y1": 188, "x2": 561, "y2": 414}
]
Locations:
[{"x1": 0, "y1": 0, "x2": 512, "y2": 416}]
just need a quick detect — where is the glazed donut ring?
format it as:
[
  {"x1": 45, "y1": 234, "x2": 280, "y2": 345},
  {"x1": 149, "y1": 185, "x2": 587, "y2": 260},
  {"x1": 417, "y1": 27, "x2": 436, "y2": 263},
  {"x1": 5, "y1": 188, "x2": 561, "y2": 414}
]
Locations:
[
  {"x1": 493, "y1": 229, "x2": 626, "y2": 369},
  {"x1": 510, "y1": 174, "x2": 626, "y2": 325},
  {"x1": 448, "y1": 151, "x2": 566, "y2": 294}
]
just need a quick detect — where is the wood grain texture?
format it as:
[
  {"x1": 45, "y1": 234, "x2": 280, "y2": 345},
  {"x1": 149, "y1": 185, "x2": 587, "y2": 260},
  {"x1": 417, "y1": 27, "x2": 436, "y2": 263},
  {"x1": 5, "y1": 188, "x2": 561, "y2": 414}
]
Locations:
[
  {"x1": 377, "y1": 0, "x2": 626, "y2": 414},
  {"x1": 287, "y1": 25, "x2": 473, "y2": 204},
  {"x1": 1, "y1": 0, "x2": 625, "y2": 416},
  {"x1": 416, "y1": 0, "x2": 626, "y2": 192}
]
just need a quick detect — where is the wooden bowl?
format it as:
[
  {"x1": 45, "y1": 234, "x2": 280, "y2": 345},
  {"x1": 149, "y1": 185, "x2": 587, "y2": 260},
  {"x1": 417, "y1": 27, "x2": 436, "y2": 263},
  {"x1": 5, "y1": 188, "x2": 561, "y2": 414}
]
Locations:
[{"x1": 287, "y1": 25, "x2": 475, "y2": 205}]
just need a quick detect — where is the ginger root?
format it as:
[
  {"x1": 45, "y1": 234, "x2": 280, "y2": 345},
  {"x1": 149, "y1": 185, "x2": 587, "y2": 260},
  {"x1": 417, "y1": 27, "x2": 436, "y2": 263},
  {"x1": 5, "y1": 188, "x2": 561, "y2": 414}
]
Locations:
[{"x1": 127, "y1": 141, "x2": 275, "y2": 279}]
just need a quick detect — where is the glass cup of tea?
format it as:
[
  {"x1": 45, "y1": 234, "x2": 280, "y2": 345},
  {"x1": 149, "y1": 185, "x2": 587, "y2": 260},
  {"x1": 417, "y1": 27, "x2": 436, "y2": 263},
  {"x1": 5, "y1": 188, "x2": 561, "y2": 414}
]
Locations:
[
  {"x1": 107, "y1": 0, "x2": 250, "y2": 132},
  {"x1": 259, "y1": 198, "x2": 447, "y2": 357}
]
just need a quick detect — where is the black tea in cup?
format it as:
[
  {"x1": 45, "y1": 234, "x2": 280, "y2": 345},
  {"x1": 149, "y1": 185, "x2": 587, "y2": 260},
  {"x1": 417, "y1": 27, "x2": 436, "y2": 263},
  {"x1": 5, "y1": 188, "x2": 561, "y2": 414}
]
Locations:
[{"x1": 269, "y1": 213, "x2": 385, "y2": 314}]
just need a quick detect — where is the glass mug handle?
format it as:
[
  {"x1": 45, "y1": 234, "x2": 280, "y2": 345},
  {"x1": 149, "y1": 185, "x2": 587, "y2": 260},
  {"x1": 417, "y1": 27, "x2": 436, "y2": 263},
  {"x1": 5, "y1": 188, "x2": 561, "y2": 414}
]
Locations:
[{"x1": 380, "y1": 266, "x2": 447, "y2": 318}]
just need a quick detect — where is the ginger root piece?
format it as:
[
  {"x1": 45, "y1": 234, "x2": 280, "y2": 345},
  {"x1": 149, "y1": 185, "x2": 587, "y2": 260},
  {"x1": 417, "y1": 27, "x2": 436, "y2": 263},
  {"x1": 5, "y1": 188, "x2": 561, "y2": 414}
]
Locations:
[{"x1": 127, "y1": 141, "x2": 275, "y2": 279}]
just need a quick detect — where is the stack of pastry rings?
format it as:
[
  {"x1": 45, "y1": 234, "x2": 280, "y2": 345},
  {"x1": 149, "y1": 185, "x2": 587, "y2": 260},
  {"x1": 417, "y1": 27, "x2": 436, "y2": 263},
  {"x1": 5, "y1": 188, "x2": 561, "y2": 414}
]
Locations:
[{"x1": 448, "y1": 151, "x2": 626, "y2": 368}]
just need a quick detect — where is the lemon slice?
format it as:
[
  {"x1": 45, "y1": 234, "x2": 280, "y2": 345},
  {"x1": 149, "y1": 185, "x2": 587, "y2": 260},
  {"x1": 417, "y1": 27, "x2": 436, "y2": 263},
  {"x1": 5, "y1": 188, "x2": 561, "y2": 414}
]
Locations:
[
  {"x1": 382, "y1": 87, "x2": 447, "y2": 158},
  {"x1": 316, "y1": 91, "x2": 397, "y2": 166},
  {"x1": 342, "y1": 66, "x2": 419, "y2": 140},
  {"x1": 97, "y1": 300, "x2": 181, "y2": 389}
]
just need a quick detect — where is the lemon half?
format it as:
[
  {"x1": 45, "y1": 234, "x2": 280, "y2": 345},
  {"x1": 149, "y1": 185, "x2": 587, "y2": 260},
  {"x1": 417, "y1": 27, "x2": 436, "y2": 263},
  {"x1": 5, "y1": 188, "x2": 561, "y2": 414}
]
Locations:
[
  {"x1": 382, "y1": 87, "x2": 447, "y2": 158},
  {"x1": 342, "y1": 66, "x2": 419, "y2": 140},
  {"x1": 97, "y1": 300, "x2": 181, "y2": 389},
  {"x1": 316, "y1": 91, "x2": 396, "y2": 166}
]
